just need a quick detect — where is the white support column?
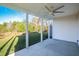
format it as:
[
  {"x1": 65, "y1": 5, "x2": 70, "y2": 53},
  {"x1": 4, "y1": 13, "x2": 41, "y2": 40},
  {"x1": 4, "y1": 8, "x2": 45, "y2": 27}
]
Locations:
[
  {"x1": 40, "y1": 18, "x2": 43, "y2": 42},
  {"x1": 26, "y1": 13, "x2": 29, "y2": 48},
  {"x1": 48, "y1": 20, "x2": 50, "y2": 39},
  {"x1": 52, "y1": 20, "x2": 53, "y2": 39}
]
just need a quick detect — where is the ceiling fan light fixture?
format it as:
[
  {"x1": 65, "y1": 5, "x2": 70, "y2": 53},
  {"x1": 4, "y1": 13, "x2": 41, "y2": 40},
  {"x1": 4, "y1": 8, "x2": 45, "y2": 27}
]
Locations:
[{"x1": 49, "y1": 12, "x2": 53, "y2": 15}]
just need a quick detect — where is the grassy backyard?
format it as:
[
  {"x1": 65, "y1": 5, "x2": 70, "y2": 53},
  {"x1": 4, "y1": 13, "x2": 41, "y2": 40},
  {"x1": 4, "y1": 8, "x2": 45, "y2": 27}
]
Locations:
[
  {"x1": 0, "y1": 32, "x2": 48, "y2": 56},
  {"x1": 0, "y1": 6, "x2": 48, "y2": 56}
]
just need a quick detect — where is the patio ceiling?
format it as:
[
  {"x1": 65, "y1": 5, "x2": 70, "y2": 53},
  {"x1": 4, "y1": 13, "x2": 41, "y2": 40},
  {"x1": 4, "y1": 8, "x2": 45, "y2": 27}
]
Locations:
[{"x1": 0, "y1": 3, "x2": 79, "y2": 19}]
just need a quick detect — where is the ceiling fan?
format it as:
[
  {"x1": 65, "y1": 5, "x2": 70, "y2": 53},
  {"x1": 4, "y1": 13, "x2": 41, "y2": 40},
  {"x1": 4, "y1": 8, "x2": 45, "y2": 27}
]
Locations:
[{"x1": 44, "y1": 4, "x2": 64, "y2": 16}]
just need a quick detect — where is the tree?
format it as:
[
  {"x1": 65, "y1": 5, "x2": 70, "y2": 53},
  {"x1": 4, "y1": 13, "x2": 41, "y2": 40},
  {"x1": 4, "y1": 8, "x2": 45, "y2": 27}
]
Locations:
[
  {"x1": 0, "y1": 22, "x2": 8, "y2": 32},
  {"x1": 32, "y1": 17, "x2": 40, "y2": 32},
  {"x1": 16, "y1": 22, "x2": 26, "y2": 32}
]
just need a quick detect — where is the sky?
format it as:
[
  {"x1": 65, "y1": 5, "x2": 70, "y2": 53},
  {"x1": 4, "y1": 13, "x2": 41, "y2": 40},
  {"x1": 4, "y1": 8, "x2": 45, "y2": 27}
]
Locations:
[{"x1": 0, "y1": 6, "x2": 34, "y2": 24}]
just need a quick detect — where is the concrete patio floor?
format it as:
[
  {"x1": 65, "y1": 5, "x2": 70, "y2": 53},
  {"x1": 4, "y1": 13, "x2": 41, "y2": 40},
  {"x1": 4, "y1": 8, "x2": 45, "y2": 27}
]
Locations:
[{"x1": 9, "y1": 39, "x2": 79, "y2": 56}]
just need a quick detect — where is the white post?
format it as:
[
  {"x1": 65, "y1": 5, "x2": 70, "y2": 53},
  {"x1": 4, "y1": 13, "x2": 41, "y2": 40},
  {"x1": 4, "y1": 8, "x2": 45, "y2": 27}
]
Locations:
[
  {"x1": 40, "y1": 18, "x2": 43, "y2": 42},
  {"x1": 26, "y1": 13, "x2": 29, "y2": 48},
  {"x1": 48, "y1": 20, "x2": 50, "y2": 39},
  {"x1": 52, "y1": 20, "x2": 53, "y2": 39}
]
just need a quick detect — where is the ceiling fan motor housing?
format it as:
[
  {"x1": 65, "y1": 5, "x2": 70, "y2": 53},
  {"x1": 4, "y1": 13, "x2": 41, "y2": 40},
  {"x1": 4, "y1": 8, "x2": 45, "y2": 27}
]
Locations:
[{"x1": 49, "y1": 12, "x2": 53, "y2": 15}]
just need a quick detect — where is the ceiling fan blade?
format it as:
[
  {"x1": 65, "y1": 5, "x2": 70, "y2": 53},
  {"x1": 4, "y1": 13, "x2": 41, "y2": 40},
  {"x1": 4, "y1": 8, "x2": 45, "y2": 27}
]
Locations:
[
  {"x1": 54, "y1": 11, "x2": 64, "y2": 13},
  {"x1": 44, "y1": 5, "x2": 51, "y2": 12},
  {"x1": 53, "y1": 5, "x2": 64, "y2": 11}
]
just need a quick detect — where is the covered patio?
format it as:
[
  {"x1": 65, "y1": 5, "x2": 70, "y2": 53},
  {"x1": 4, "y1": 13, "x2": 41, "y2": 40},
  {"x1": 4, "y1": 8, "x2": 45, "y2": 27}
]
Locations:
[
  {"x1": 0, "y1": 3, "x2": 79, "y2": 56},
  {"x1": 9, "y1": 39, "x2": 79, "y2": 56}
]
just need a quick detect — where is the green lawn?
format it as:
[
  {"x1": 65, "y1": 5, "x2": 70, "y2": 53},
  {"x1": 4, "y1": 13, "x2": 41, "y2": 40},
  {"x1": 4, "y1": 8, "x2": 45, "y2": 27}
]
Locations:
[{"x1": 0, "y1": 32, "x2": 48, "y2": 56}]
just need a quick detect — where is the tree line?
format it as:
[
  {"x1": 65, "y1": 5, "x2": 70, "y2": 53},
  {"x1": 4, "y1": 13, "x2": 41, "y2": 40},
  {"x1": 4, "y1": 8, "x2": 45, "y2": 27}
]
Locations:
[{"x1": 0, "y1": 17, "x2": 48, "y2": 33}]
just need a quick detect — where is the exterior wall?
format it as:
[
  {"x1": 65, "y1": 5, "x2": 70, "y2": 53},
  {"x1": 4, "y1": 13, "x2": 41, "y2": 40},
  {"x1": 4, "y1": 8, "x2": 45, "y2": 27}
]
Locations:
[{"x1": 53, "y1": 15, "x2": 78, "y2": 43}]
